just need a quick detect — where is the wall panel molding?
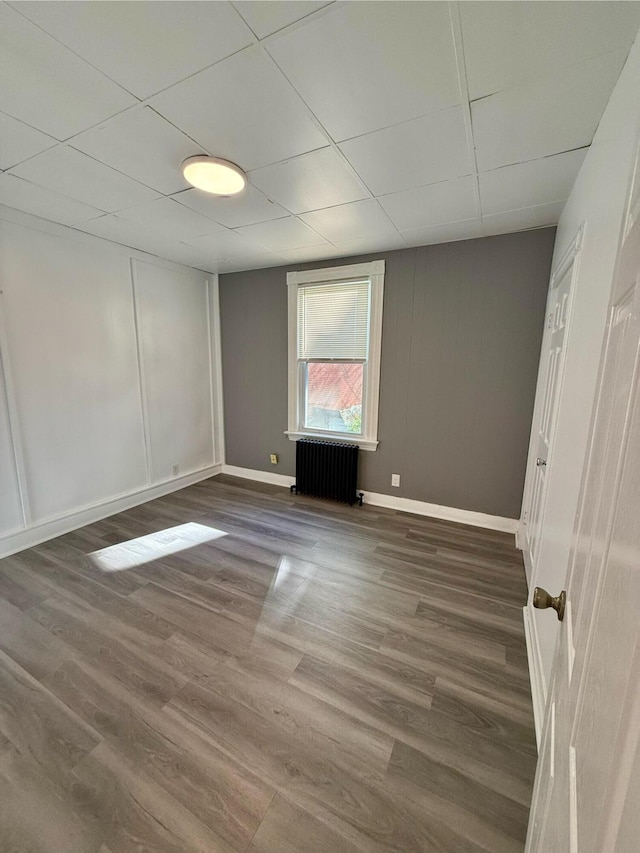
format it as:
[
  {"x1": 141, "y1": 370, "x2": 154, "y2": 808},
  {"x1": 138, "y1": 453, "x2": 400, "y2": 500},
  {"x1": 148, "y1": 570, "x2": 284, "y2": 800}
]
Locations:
[
  {"x1": 0, "y1": 289, "x2": 31, "y2": 528},
  {"x1": 129, "y1": 256, "x2": 153, "y2": 485},
  {"x1": 0, "y1": 211, "x2": 222, "y2": 556}
]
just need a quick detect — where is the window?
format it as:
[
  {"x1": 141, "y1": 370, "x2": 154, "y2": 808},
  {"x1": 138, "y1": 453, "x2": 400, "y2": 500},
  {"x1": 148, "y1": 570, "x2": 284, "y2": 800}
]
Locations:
[{"x1": 287, "y1": 260, "x2": 384, "y2": 451}]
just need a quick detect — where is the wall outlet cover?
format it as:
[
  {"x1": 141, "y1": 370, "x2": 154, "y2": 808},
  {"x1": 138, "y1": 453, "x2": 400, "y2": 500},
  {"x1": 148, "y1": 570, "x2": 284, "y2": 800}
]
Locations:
[
  {"x1": 270, "y1": 454, "x2": 278, "y2": 465},
  {"x1": 391, "y1": 473, "x2": 400, "y2": 487}
]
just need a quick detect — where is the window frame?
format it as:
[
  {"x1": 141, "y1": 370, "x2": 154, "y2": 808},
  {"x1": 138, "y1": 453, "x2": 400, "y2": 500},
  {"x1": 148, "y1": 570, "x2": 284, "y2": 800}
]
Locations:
[{"x1": 286, "y1": 260, "x2": 384, "y2": 451}]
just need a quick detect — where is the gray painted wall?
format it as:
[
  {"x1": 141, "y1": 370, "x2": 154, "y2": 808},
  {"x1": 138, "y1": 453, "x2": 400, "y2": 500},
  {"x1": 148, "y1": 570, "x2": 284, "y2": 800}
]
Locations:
[{"x1": 219, "y1": 228, "x2": 555, "y2": 519}]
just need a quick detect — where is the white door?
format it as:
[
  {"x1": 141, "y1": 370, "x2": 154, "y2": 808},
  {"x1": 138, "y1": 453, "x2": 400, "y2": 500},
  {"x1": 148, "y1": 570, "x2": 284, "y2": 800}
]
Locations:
[
  {"x1": 523, "y1": 234, "x2": 579, "y2": 571},
  {"x1": 526, "y1": 183, "x2": 640, "y2": 851}
]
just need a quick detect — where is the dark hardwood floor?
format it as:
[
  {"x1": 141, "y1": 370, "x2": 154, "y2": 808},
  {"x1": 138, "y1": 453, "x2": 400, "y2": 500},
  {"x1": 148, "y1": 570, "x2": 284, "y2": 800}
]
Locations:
[{"x1": 0, "y1": 474, "x2": 536, "y2": 852}]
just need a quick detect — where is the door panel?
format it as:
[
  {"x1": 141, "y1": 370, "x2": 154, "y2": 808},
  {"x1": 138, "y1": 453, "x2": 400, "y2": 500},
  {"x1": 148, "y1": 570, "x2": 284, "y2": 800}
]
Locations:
[
  {"x1": 527, "y1": 260, "x2": 573, "y2": 566},
  {"x1": 573, "y1": 287, "x2": 640, "y2": 852},
  {"x1": 527, "y1": 196, "x2": 640, "y2": 851},
  {"x1": 526, "y1": 690, "x2": 557, "y2": 850}
]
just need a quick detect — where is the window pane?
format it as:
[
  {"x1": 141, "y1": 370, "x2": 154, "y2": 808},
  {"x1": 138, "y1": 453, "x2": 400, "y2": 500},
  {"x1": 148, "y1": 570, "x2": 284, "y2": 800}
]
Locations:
[
  {"x1": 298, "y1": 280, "x2": 370, "y2": 359},
  {"x1": 304, "y1": 362, "x2": 363, "y2": 434}
]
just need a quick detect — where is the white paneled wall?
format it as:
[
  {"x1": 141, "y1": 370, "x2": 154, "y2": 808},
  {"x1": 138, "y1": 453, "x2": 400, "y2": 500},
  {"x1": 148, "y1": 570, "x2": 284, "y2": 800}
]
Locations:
[
  {"x1": 1, "y1": 224, "x2": 148, "y2": 520},
  {"x1": 0, "y1": 216, "x2": 222, "y2": 557},
  {"x1": 133, "y1": 259, "x2": 214, "y2": 481}
]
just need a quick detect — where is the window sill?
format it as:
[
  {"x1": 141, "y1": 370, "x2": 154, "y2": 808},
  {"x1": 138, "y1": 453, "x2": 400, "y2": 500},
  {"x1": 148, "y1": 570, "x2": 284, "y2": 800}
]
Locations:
[{"x1": 284, "y1": 430, "x2": 379, "y2": 451}]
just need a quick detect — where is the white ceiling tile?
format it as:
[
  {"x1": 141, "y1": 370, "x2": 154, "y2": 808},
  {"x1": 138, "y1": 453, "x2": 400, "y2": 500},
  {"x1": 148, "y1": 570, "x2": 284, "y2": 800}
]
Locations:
[
  {"x1": 78, "y1": 213, "x2": 169, "y2": 248},
  {"x1": 76, "y1": 210, "x2": 272, "y2": 272},
  {"x1": 300, "y1": 199, "x2": 398, "y2": 243},
  {"x1": 379, "y1": 176, "x2": 478, "y2": 232},
  {"x1": 249, "y1": 148, "x2": 368, "y2": 214},
  {"x1": 0, "y1": 3, "x2": 135, "y2": 140},
  {"x1": 213, "y1": 262, "x2": 244, "y2": 274},
  {"x1": 116, "y1": 197, "x2": 230, "y2": 242},
  {"x1": 153, "y1": 244, "x2": 216, "y2": 271},
  {"x1": 182, "y1": 229, "x2": 275, "y2": 262},
  {"x1": 10, "y1": 146, "x2": 159, "y2": 213},
  {"x1": 482, "y1": 202, "x2": 565, "y2": 237},
  {"x1": 174, "y1": 185, "x2": 289, "y2": 228},
  {"x1": 340, "y1": 108, "x2": 471, "y2": 196},
  {"x1": 401, "y1": 219, "x2": 483, "y2": 248},
  {"x1": 12, "y1": 0, "x2": 254, "y2": 99},
  {"x1": 71, "y1": 107, "x2": 201, "y2": 196},
  {"x1": 479, "y1": 149, "x2": 588, "y2": 216},
  {"x1": 234, "y1": 217, "x2": 328, "y2": 252},
  {"x1": 0, "y1": 113, "x2": 56, "y2": 170},
  {"x1": 462, "y1": 1, "x2": 640, "y2": 101},
  {"x1": 217, "y1": 255, "x2": 285, "y2": 273},
  {"x1": 2, "y1": 1, "x2": 633, "y2": 270},
  {"x1": 331, "y1": 234, "x2": 406, "y2": 257},
  {"x1": 267, "y1": 2, "x2": 460, "y2": 141},
  {"x1": 76, "y1": 213, "x2": 209, "y2": 269},
  {"x1": 278, "y1": 244, "x2": 345, "y2": 264},
  {"x1": 150, "y1": 47, "x2": 328, "y2": 171},
  {"x1": 233, "y1": 1, "x2": 332, "y2": 39},
  {"x1": 0, "y1": 173, "x2": 104, "y2": 226},
  {"x1": 193, "y1": 259, "x2": 225, "y2": 274},
  {"x1": 186, "y1": 261, "x2": 221, "y2": 275},
  {"x1": 472, "y1": 50, "x2": 627, "y2": 172}
]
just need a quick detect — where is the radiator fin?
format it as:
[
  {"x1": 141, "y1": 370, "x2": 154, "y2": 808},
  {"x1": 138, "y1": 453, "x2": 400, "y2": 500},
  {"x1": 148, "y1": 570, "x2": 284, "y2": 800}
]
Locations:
[{"x1": 294, "y1": 439, "x2": 360, "y2": 505}]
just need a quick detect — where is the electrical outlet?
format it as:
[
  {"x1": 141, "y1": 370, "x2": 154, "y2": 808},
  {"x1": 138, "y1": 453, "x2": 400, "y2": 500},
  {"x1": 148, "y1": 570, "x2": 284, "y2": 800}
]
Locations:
[
  {"x1": 391, "y1": 473, "x2": 400, "y2": 487},
  {"x1": 270, "y1": 454, "x2": 278, "y2": 465},
  {"x1": 172, "y1": 464, "x2": 179, "y2": 476}
]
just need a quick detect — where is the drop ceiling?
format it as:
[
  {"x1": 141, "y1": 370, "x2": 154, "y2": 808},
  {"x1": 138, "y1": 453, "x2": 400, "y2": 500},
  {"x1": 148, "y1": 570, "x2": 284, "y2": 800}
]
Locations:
[{"x1": 1, "y1": 0, "x2": 639, "y2": 274}]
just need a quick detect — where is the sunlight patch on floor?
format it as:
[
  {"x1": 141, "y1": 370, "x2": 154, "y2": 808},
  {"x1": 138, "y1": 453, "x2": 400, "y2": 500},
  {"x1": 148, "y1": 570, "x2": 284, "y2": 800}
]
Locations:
[
  {"x1": 88, "y1": 522, "x2": 227, "y2": 572},
  {"x1": 249, "y1": 555, "x2": 311, "y2": 639}
]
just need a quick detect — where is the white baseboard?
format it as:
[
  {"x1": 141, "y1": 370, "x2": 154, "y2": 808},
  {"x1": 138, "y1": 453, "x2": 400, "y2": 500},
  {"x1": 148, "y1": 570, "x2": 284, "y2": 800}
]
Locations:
[
  {"x1": 0, "y1": 464, "x2": 221, "y2": 559},
  {"x1": 221, "y1": 464, "x2": 295, "y2": 488},
  {"x1": 219, "y1": 465, "x2": 518, "y2": 535},
  {"x1": 360, "y1": 490, "x2": 518, "y2": 534},
  {"x1": 523, "y1": 604, "x2": 546, "y2": 748}
]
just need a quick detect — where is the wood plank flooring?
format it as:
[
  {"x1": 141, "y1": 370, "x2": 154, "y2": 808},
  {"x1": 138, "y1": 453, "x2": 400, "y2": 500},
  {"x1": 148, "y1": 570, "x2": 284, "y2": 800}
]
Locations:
[{"x1": 0, "y1": 475, "x2": 537, "y2": 852}]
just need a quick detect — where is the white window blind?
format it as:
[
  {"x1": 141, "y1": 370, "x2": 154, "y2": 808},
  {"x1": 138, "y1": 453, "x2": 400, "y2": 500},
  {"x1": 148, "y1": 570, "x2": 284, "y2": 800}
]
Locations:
[{"x1": 297, "y1": 279, "x2": 370, "y2": 360}]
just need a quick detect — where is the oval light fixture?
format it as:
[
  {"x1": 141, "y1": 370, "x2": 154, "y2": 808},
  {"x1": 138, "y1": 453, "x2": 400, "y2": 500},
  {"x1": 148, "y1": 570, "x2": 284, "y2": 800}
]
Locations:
[{"x1": 181, "y1": 155, "x2": 246, "y2": 196}]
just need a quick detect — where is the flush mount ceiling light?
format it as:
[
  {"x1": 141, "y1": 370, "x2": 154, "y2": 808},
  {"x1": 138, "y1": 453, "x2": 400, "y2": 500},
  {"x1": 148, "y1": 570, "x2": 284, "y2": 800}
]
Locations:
[{"x1": 181, "y1": 155, "x2": 246, "y2": 196}]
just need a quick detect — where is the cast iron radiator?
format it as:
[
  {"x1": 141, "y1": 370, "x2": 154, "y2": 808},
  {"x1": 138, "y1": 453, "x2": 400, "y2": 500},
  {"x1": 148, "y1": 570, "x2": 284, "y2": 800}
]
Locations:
[{"x1": 291, "y1": 439, "x2": 363, "y2": 506}]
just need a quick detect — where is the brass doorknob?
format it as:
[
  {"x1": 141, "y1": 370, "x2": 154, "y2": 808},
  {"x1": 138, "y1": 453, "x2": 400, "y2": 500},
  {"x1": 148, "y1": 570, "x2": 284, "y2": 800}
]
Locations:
[{"x1": 533, "y1": 587, "x2": 566, "y2": 622}]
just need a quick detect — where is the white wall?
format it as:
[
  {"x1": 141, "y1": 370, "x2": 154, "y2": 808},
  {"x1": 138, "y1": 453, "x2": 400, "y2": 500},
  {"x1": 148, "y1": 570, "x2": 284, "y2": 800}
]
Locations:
[
  {"x1": 522, "y1": 36, "x2": 640, "y2": 696},
  {"x1": 0, "y1": 210, "x2": 223, "y2": 557},
  {"x1": 133, "y1": 259, "x2": 215, "y2": 482}
]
